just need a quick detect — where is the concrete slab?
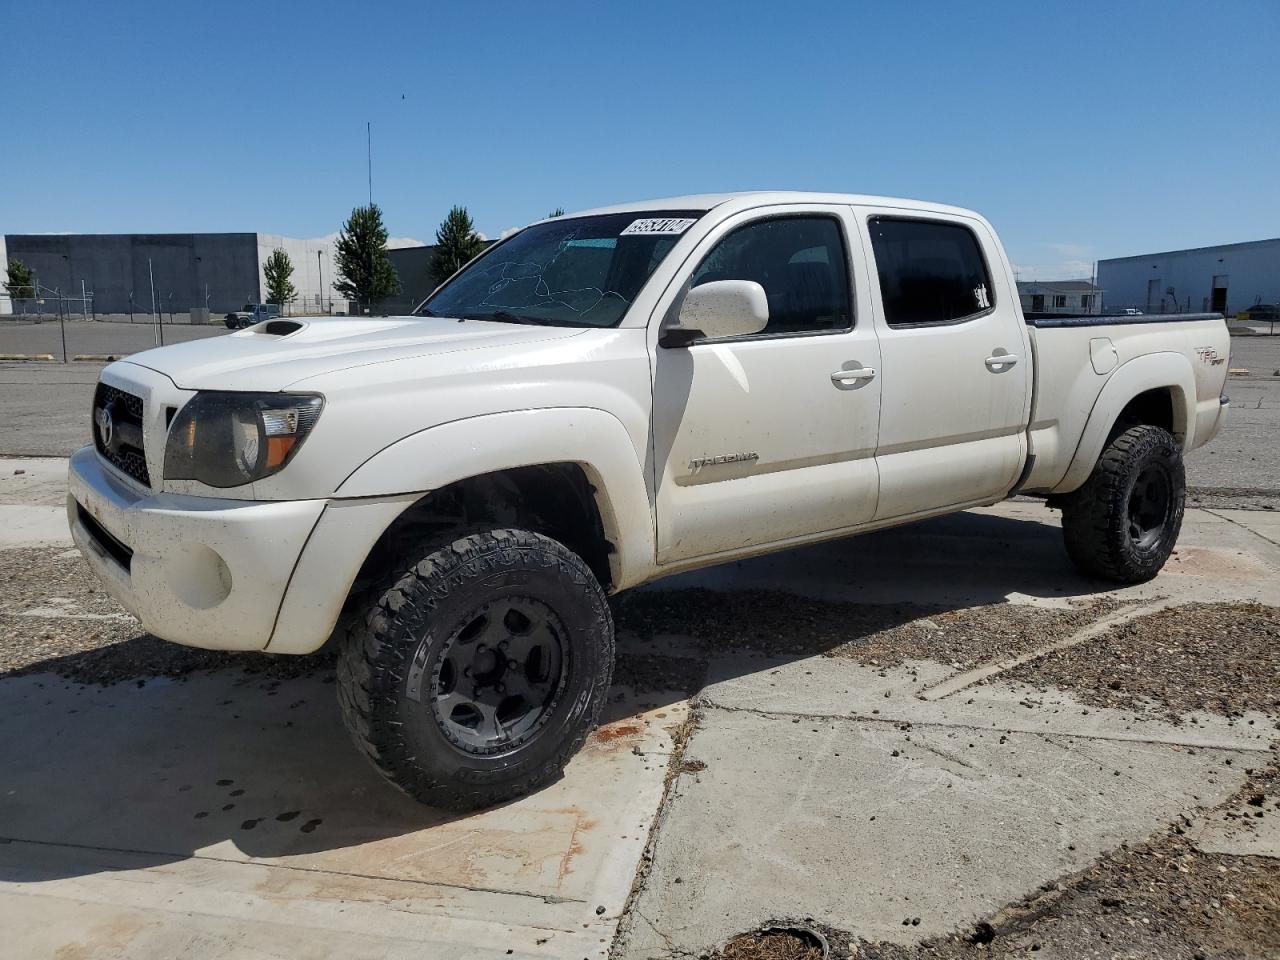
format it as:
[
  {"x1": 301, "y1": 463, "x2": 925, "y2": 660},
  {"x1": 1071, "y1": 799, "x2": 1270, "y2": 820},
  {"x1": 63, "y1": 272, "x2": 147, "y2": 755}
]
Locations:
[
  {"x1": 701, "y1": 654, "x2": 1275, "y2": 753},
  {"x1": 0, "y1": 457, "x2": 70, "y2": 506},
  {"x1": 0, "y1": 672, "x2": 688, "y2": 959},
  {"x1": 0, "y1": 504, "x2": 71, "y2": 548},
  {"x1": 1190, "y1": 790, "x2": 1280, "y2": 860},
  {"x1": 616, "y1": 654, "x2": 1260, "y2": 958}
]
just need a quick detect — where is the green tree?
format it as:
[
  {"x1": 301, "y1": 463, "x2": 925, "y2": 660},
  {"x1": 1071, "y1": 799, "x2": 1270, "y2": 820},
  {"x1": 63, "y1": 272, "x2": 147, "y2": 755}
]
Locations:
[
  {"x1": 262, "y1": 249, "x2": 297, "y2": 310},
  {"x1": 547, "y1": 207, "x2": 565, "y2": 218},
  {"x1": 431, "y1": 206, "x2": 486, "y2": 285},
  {"x1": 4, "y1": 258, "x2": 34, "y2": 300},
  {"x1": 333, "y1": 203, "x2": 401, "y2": 311}
]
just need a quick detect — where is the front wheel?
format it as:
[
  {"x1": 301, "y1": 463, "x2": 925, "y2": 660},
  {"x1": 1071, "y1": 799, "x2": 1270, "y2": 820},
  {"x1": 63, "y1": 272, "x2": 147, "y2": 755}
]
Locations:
[
  {"x1": 1059, "y1": 424, "x2": 1186, "y2": 583},
  {"x1": 336, "y1": 528, "x2": 614, "y2": 809}
]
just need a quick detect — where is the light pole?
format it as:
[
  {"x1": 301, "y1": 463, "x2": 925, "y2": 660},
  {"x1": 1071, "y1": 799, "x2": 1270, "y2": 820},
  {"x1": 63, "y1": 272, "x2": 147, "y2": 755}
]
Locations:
[{"x1": 317, "y1": 249, "x2": 326, "y2": 314}]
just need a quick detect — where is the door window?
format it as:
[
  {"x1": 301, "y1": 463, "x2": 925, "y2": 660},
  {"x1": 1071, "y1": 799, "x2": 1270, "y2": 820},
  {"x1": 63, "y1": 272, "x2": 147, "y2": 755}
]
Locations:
[
  {"x1": 690, "y1": 216, "x2": 852, "y2": 336},
  {"x1": 868, "y1": 217, "x2": 994, "y2": 327}
]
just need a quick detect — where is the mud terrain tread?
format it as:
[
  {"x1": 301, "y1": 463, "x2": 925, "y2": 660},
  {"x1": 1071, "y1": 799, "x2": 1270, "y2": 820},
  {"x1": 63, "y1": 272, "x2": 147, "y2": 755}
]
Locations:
[
  {"x1": 336, "y1": 528, "x2": 613, "y2": 809},
  {"x1": 1060, "y1": 425, "x2": 1185, "y2": 584}
]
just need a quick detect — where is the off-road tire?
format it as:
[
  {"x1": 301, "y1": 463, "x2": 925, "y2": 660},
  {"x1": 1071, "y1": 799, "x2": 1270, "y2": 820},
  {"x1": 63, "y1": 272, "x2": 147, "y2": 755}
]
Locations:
[
  {"x1": 1060, "y1": 424, "x2": 1185, "y2": 583},
  {"x1": 336, "y1": 528, "x2": 614, "y2": 810}
]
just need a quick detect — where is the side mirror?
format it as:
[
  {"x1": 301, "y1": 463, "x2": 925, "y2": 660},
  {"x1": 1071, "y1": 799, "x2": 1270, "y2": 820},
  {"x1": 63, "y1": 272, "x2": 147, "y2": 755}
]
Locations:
[{"x1": 661, "y1": 280, "x2": 769, "y2": 347}]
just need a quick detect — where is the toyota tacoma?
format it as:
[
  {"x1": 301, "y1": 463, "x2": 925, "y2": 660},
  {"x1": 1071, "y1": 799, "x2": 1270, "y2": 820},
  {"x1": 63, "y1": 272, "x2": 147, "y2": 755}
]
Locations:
[{"x1": 68, "y1": 192, "x2": 1230, "y2": 808}]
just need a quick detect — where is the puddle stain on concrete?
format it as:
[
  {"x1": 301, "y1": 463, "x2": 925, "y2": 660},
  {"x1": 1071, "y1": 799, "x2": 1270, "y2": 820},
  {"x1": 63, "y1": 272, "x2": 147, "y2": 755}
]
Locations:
[
  {"x1": 52, "y1": 913, "x2": 148, "y2": 960},
  {"x1": 1165, "y1": 546, "x2": 1270, "y2": 578}
]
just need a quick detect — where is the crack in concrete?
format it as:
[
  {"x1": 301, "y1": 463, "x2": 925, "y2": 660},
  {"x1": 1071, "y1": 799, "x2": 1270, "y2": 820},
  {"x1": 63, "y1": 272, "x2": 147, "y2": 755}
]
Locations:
[
  {"x1": 0, "y1": 834, "x2": 583, "y2": 906},
  {"x1": 698, "y1": 700, "x2": 1273, "y2": 753},
  {"x1": 1203, "y1": 507, "x2": 1280, "y2": 548}
]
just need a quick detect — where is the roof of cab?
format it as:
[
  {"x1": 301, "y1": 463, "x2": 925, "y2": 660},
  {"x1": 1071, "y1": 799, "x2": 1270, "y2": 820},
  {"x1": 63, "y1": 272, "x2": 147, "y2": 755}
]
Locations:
[{"x1": 555, "y1": 191, "x2": 984, "y2": 221}]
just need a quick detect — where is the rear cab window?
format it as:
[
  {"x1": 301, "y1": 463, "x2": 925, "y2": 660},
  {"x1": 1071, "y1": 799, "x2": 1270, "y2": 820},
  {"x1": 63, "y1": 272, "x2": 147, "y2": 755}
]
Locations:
[{"x1": 868, "y1": 217, "x2": 994, "y2": 327}]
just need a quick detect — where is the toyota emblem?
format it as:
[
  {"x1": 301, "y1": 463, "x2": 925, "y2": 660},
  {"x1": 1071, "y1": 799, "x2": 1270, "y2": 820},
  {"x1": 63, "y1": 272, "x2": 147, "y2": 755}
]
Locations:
[{"x1": 95, "y1": 405, "x2": 114, "y2": 448}]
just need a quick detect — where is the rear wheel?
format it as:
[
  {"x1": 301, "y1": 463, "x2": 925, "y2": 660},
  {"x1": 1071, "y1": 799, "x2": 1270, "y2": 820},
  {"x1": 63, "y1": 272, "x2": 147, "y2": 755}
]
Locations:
[
  {"x1": 336, "y1": 528, "x2": 613, "y2": 809},
  {"x1": 1059, "y1": 424, "x2": 1185, "y2": 583}
]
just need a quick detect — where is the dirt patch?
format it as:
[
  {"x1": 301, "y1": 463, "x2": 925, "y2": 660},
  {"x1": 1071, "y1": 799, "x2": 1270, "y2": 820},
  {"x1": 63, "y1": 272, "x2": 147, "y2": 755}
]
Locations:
[
  {"x1": 716, "y1": 927, "x2": 827, "y2": 960},
  {"x1": 1002, "y1": 602, "x2": 1280, "y2": 722},
  {"x1": 613, "y1": 588, "x2": 1115, "y2": 673}
]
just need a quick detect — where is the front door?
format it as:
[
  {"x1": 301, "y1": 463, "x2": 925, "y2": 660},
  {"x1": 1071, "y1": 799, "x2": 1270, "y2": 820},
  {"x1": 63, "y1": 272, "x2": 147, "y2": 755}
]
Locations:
[
  {"x1": 651, "y1": 206, "x2": 881, "y2": 564},
  {"x1": 859, "y1": 211, "x2": 1030, "y2": 520}
]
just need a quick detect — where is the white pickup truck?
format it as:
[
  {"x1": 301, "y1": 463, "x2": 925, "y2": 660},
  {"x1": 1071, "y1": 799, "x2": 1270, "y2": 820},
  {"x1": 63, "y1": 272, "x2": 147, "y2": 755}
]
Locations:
[{"x1": 68, "y1": 192, "x2": 1230, "y2": 808}]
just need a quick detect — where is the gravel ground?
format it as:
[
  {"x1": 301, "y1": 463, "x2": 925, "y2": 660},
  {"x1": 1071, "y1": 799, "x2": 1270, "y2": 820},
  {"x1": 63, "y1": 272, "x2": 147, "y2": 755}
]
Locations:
[
  {"x1": 2, "y1": 547, "x2": 1119, "y2": 691},
  {"x1": 613, "y1": 587, "x2": 1115, "y2": 681},
  {"x1": 773, "y1": 764, "x2": 1280, "y2": 960},
  {"x1": 0, "y1": 546, "x2": 334, "y2": 684},
  {"x1": 1002, "y1": 602, "x2": 1280, "y2": 723}
]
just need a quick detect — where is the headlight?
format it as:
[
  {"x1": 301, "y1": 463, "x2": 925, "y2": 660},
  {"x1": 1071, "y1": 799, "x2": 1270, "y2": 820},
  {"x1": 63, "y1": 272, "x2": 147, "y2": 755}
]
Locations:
[{"x1": 164, "y1": 392, "x2": 323, "y2": 488}]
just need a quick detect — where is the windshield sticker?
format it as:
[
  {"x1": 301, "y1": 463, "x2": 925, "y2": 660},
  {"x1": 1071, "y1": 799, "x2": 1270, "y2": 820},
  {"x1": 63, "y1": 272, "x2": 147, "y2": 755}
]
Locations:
[{"x1": 620, "y1": 217, "x2": 697, "y2": 237}]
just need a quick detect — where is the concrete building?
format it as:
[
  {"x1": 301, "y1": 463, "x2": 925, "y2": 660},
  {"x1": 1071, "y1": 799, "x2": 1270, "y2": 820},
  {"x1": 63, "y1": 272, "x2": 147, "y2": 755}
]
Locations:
[
  {"x1": 1097, "y1": 238, "x2": 1280, "y2": 316},
  {"x1": 1017, "y1": 280, "x2": 1103, "y2": 315},
  {"x1": 386, "y1": 244, "x2": 437, "y2": 313},
  {"x1": 2, "y1": 232, "x2": 339, "y2": 316},
  {"x1": 385, "y1": 241, "x2": 499, "y2": 315}
]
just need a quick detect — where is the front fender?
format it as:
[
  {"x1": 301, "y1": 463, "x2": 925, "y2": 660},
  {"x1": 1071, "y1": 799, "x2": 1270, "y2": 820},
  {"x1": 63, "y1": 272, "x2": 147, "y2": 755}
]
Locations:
[
  {"x1": 1052, "y1": 351, "x2": 1195, "y2": 494},
  {"x1": 336, "y1": 407, "x2": 656, "y2": 590}
]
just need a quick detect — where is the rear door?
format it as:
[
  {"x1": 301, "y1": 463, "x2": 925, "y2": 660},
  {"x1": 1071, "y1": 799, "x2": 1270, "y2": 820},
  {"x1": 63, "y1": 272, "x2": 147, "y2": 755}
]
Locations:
[
  {"x1": 857, "y1": 209, "x2": 1030, "y2": 520},
  {"x1": 650, "y1": 205, "x2": 881, "y2": 563}
]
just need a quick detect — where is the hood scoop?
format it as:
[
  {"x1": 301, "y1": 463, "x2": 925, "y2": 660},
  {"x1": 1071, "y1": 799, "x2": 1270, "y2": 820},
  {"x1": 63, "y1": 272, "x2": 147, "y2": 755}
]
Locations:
[{"x1": 258, "y1": 319, "x2": 306, "y2": 337}]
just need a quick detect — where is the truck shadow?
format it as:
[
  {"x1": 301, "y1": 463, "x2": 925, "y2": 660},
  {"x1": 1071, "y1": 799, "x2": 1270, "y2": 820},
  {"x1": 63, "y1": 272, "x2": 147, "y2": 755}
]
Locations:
[{"x1": 0, "y1": 508, "x2": 1119, "y2": 884}]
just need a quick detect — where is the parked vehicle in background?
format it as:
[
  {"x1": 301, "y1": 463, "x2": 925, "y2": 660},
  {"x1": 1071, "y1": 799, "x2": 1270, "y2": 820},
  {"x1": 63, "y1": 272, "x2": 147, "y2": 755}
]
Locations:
[
  {"x1": 1235, "y1": 303, "x2": 1280, "y2": 322},
  {"x1": 68, "y1": 192, "x2": 1230, "y2": 810},
  {"x1": 223, "y1": 303, "x2": 281, "y2": 329}
]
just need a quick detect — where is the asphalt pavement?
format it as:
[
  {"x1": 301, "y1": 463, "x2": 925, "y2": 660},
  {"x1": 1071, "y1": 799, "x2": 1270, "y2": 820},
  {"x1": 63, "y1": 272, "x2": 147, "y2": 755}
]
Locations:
[{"x1": 1, "y1": 324, "x2": 1276, "y2": 500}]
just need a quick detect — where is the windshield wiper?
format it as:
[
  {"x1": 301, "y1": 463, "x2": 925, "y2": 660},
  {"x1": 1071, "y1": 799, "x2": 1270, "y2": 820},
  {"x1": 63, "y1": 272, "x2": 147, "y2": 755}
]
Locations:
[{"x1": 463, "y1": 310, "x2": 543, "y2": 325}]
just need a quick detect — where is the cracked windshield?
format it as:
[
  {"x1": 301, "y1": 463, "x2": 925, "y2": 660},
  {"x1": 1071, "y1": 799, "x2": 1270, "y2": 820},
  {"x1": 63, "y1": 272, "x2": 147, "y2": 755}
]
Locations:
[{"x1": 419, "y1": 210, "x2": 703, "y2": 327}]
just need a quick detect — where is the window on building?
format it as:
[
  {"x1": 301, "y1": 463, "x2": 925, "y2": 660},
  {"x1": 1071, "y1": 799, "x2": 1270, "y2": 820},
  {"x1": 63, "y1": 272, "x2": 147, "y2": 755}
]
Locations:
[
  {"x1": 1080, "y1": 294, "x2": 1092, "y2": 311},
  {"x1": 868, "y1": 217, "x2": 994, "y2": 326},
  {"x1": 690, "y1": 216, "x2": 852, "y2": 336},
  {"x1": 1053, "y1": 295, "x2": 1067, "y2": 308},
  {"x1": 1031, "y1": 294, "x2": 1045, "y2": 312}
]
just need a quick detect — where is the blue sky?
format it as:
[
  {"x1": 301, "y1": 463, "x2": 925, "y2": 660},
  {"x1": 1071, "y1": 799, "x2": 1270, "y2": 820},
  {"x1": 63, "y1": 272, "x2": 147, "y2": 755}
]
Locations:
[{"x1": 4, "y1": 0, "x2": 1277, "y2": 278}]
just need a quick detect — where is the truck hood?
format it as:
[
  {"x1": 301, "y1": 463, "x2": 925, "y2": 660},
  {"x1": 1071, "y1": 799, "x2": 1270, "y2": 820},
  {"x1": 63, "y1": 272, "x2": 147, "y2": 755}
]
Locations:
[{"x1": 125, "y1": 316, "x2": 587, "y2": 392}]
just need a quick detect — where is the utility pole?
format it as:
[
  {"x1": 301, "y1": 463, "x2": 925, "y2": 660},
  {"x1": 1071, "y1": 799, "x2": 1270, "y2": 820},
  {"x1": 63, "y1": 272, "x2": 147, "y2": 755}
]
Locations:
[
  {"x1": 81, "y1": 278, "x2": 88, "y2": 321},
  {"x1": 317, "y1": 249, "x2": 326, "y2": 314},
  {"x1": 56, "y1": 287, "x2": 68, "y2": 363},
  {"x1": 149, "y1": 258, "x2": 162, "y2": 346},
  {"x1": 367, "y1": 121, "x2": 372, "y2": 205}
]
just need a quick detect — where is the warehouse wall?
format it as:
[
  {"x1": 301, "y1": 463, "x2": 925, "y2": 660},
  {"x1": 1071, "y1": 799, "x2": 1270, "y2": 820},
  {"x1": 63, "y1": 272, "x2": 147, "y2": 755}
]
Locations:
[
  {"x1": 1098, "y1": 239, "x2": 1280, "y2": 315},
  {"x1": 255, "y1": 234, "x2": 339, "y2": 315},
  {"x1": 3, "y1": 233, "x2": 261, "y2": 314}
]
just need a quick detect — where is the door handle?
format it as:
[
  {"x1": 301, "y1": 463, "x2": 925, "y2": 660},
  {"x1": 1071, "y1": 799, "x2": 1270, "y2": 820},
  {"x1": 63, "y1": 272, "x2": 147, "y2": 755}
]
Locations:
[
  {"x1": 985, "y1": 354, "x2": 1019, "y2": 369},
  {"x1": 831, "y1": 367, "x2": 876, "y2": 383}
]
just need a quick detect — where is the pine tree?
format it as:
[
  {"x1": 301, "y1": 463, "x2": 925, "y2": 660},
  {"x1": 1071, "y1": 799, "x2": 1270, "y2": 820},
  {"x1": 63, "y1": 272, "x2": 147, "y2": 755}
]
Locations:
[
  {"x1": 547, "y1": 207, "x2": 565, "y2": 218},
  {"x1": 262, "y1": 249, "x2": 297, "y2": 311},
  {"x1": 4, "y1": 258, "x2": 34, "y2": 300},
  {"x1": 431, "y1": 206, "x2": 486, "y2": 285},
  {"x1": 333, "y1": 203, "x2": 401, "y2": 312}
]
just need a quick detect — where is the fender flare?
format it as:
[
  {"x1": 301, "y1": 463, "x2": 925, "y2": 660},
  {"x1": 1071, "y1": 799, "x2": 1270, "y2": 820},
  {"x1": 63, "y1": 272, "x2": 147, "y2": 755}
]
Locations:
[
  {"x1": 335, "y1": 407, "x2": 656, "y2": 590},
  {"x1": 1053, "y1": 351, "x2": 1195, "y2": 494}
]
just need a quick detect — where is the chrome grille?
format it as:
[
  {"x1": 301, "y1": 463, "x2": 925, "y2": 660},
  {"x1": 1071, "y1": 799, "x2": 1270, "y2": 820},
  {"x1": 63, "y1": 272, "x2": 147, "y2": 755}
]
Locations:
[{"x1": 93, "y1": 383, "x2": 151, "y2": 488}]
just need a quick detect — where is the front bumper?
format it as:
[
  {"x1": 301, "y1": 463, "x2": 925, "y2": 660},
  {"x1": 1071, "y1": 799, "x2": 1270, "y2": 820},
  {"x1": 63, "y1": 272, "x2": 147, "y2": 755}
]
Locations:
[{"x1": 67, "y1": 445, "x2": 326, "y2": 651}]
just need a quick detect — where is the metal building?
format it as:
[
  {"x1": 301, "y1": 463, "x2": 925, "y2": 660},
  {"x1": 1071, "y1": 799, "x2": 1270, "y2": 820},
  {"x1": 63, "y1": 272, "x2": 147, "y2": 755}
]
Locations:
[
  {"x1": 2, "y1": 232, "x2": 339, "y2": 317},
  {"x1": 1016, "y1": 280, "x2": 1103, "y2": 316},
  {"x1": 1097, "y1": 238, "x2": 1280, "y2": 316}
]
